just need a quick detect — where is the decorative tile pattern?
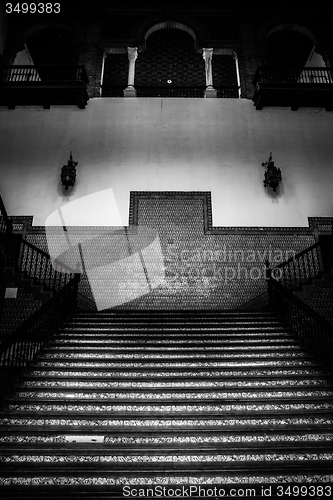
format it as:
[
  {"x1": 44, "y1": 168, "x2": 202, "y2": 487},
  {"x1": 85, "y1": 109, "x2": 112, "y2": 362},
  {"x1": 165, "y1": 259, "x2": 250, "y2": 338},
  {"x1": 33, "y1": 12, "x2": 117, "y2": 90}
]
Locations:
[
  {"x1": 2, "y1": 453, "x2": 333, "y2": 463},
  {"x1": 1, "y1": 475, "x2": 333, "y2": 485},
  {"x1": 135, "y1": 30, "x2": 205, "y2": 87},
  {"x1": 23, "y1": 378, "x2": 328, "y2": 388},
  {"x1": 8, "y1": 403, "x2": 333, "y2": 412},
  {"x1": 1, "y1": 417, "x2": 333, "y2": 427},
  {"x1": 36, "y1": 360, "x2": 316, "y2": 368},
  {"x1": 1, "y1": 433, "x2": 332, "y2": 444},
  {"x1": 31, "y1": 368, "x2": 324, "y2": 377},
  {"x1": 13, "y1": 194, "x2": 331, "y2": 310},
  {"x1": 42, "y1": 351, "x2": 307, "y2": 359}
]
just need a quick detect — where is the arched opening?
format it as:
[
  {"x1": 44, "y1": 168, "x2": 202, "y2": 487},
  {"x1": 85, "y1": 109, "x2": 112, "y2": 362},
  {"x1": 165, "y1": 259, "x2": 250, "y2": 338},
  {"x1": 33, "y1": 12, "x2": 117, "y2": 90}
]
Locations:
[
  {"x1": 26, "y1": 27, "x2": 78, "y2": 66},
  {"x1": 19, "y1": 27, "x2": 79, "y2": 81},
  {"x1": 253, "y1": 26, "x2": 332, "y2": 110},
  {"x1": 263, "y1": 29, "x2": 324, "y2": 68},
  {"x1": 135, "y1": 28, "x2": 205, "y2": 97}
]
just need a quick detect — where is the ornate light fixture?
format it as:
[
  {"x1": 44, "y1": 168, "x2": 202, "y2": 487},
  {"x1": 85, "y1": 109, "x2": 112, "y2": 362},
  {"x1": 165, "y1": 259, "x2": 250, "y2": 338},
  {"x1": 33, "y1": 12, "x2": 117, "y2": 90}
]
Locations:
[
  {"x1": 61, "y1": 152, "x2": 78, "y2": 190},
  {"x1": 262, "y1": 152, "x2": 282, "y2": 192}
]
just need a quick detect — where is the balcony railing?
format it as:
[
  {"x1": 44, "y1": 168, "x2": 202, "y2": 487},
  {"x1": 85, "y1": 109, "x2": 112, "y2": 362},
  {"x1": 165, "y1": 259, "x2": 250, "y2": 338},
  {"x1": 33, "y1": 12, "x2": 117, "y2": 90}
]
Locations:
[
  {"x1": 0, "y1": 64, "x2": 89, "y2": 109},
  {"x1": 101, "y1": 85, "x2": 240, "y2": 98},
  {"x1": 253, "y1": 67, "x2": 333, "y2": 111}
]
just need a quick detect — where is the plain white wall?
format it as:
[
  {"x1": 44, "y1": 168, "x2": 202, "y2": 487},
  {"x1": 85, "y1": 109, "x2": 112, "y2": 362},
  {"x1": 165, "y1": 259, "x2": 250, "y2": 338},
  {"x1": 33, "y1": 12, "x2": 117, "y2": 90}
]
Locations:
[{"x1": 0, "y1": 98, "x2": 333, "y2": 227}]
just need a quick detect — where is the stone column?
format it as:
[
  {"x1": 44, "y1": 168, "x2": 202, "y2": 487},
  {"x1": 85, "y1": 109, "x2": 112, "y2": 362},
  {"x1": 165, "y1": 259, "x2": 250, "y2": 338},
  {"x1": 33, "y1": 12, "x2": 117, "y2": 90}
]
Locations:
[
  {"x1": 99, "y1": 52, "x2": 107, "y2": 97},
  {"x1": 233, "y1": 51, "x2": 241, "y2": 97},
  {"x1": 202, "y1": 48, "x2": 217, "y2": 98},
  {"x1": 124, "y1": 47, "x2": 138, "y2": 97}
]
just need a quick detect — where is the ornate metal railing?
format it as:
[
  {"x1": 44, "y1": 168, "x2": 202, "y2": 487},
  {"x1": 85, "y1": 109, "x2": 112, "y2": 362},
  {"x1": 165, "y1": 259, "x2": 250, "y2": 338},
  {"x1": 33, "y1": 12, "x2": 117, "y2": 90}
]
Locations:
[
  {"x1": 136, "y1": 86, "x2": 206, "y2": 98},
  {"x1": 101, "y1": 85, "x2": 126, "y2": 97},
  {"x1": 0, "y1": 274, "x2": 80, "y2": 402},
  {"x1": 0, "y1": 195, "x2": 76, "y2": 294},
  {"x1": 254, "y1": 67, "x2": 333, "y2": 86},
  {"x1": 1, "y1": 232, "x2": 76, "y2": 292},
  {"x1": 216, "y1": 86, "x2": 240, "y2": 98},
  {"x1": 271, "y1": 242, "x2": 323, "y2": 291},
  {"x1": 267, "y1": 278, "x2": 333, "y2": 379},
  {"x1": 1, "y1": 65, "x2": 88, "y2": 84},
  {"x1": 101, "y1": 85, "x2": 240, "y2": 98}
]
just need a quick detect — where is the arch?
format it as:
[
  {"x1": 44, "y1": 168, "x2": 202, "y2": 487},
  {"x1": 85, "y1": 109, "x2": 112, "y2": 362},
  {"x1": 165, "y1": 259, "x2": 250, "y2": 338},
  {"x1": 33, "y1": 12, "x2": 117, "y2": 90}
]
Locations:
[
  {"x1": 5, "y1": 18, "x2": 85, "y2": 64},
  {"x1": 267, "y1": 24, "x2": 318, "y2": 48},
  {"x1": 131, "y1": 15, "x2": 208, "y2": 52},
  {"x1": 255, "y1": 18, "x2": 331, "y2": 67},
  {"x1": 145, "y1": 21, "x2": 196, "y2": 43},
  {"x1": 263, "y1": 29, "x2": 314, "y2": 68},
  {"x1": 26, "y1": 27, "x2": 78, "y2": 65}
]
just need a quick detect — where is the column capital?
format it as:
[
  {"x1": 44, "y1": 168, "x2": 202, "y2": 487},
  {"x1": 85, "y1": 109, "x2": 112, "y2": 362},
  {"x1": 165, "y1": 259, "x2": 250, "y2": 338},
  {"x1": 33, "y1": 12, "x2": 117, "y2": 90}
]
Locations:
[
  {"x1": 127, "y1": 47, "x2": 138, "y2": 61},
  {"x1": 202, "y1": 48, "x2": 214, "y2": 61}
]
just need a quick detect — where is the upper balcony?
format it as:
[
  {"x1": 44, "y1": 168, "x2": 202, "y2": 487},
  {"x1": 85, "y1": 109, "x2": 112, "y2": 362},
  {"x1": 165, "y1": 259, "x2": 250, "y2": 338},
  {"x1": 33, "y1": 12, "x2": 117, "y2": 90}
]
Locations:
[
  {"x1": 0, "y1": 65, "x2": 89, "y2": 109},
  {"x1": 252, "y1": 67, "x2": 333, "y2": 111}
]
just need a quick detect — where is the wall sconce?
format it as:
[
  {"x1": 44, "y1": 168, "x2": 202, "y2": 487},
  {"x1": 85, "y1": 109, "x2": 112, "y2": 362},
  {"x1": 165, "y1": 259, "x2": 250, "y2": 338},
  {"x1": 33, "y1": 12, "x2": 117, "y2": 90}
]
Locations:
[
  {"x1": 61, "y1": 152, "x2": 78, "y2": 190},
  {"x1": 262, "y1": 152, "x2": 282, "y2": 192}
]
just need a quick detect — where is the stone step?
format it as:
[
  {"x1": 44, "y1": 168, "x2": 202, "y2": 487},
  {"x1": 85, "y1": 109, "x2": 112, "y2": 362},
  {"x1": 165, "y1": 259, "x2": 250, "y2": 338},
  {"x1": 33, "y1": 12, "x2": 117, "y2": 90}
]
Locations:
[
  {"x1": 1, "y1": 411, "x2": 332, "y2": 429},
  {"x1": 6, "y1": 399, "x2": 333, "y2": 413},
  {"x1": 20, "y1": 377, "x2": 330, "y2": 389},
  {"x1": 71, "y1": 310, "x2": 277, "y2": 317},
  {"x1": 1, "y1": 442, "x2": 333, "y2": 456},
  {"x1": 47, "y1": 343, "x2": 301, "y2": 351},
  {"x1": 57, "y1": 331, "x2": 294, "y2": 339},
  {"x1": 1, "y1": 449, "x2": 333, "y2": 470},
  {"x1": 64, "y1": 316, "x2": 281, "y2": 328},
  {"x1": 33, "y1": 359, "x2": 318, "y2": 370},
  {"x1": 0, "y1": 473, "x2": 332, "y2": 492},
  {"x1": 62, "y1": 323, "x2": 284, "y2": 331},
  {"x1": 2, "y1": 428, "x2": 333, "y2": 444},
  {"x1": 12, "y1": 387, "x2": 333, "y2": 400},
  {"x1": 50, "y1": 338, "x2": 298, "y2": 346},
  {"x1": 29, "y1": 364, "x2": 325, "y2": 377},
  {"x1": 40, "y1": 350, "x2": 310, "y2": 360}
]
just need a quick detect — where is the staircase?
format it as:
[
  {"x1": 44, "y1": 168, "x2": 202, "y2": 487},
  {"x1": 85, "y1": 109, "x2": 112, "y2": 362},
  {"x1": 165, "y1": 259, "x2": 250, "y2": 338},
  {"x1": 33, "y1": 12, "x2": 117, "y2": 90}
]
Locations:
[{"x1": 1, "y1": 310, "x2": 333, "y2": 498}]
